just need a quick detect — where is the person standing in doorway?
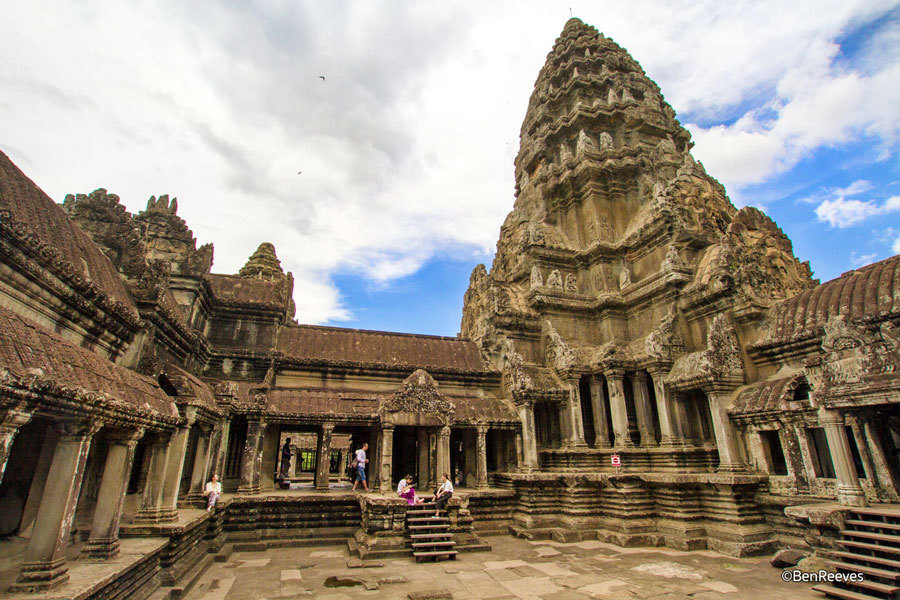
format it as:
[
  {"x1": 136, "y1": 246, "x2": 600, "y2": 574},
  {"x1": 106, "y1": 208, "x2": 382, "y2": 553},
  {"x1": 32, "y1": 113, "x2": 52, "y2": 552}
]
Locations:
[{"x1": 351, "y1": 442, "x2": 369, "y2": 492}]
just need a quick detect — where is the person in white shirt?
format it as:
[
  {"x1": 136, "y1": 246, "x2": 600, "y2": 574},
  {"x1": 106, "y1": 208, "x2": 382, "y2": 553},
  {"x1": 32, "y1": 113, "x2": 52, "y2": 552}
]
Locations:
[
  {"x1": 433, "y1": 472, "x2": 453, "y2": 517},
  {"x1": 204, "y1": 473, "x2": 222, "y2": 511},
  {"x1": 350, "y1": 443, "x2": 369, "y2": 492}
]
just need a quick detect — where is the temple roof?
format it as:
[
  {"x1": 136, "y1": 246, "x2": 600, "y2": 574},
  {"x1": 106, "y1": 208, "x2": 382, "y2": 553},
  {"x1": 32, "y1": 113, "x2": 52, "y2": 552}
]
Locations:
[
  {"x1": 0, "y1": 150, "x2": 138, "y2": 317},
  {"x1": 756, "y1": 253, "x2": 900, "y2": 348},
  {"x1": 0, "y1": 305, "x2": 177, "y2": 418},
  {"x1": 275, "y1": 325, "x2": 489, "y2": 373},
  {"x1": 207, "y1": 273, "x2": 290, "y2": 308},
  {"x1": 730, "y1": 375, "x2": 809, "y2": 415}
]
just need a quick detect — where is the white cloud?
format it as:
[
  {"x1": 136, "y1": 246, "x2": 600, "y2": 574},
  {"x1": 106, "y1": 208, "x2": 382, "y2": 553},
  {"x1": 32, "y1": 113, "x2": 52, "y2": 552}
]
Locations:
[
  {"x1": 812, "y1": 180, "x2": 900, "y2": 228},
  {"x1": 0, "y1": 1, "x2": 899, "y2": 323},
  {"x1": 851, "y1": 251, "x2": 878, "y2": 266},
  {"x1": 894, "y1": 236, "x2": 900, "y2": 254}
]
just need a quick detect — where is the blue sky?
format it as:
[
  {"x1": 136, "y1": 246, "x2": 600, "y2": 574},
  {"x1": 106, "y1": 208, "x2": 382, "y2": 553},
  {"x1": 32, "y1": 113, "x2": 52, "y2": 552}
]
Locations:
[{"x1": 1, "y1": 1, "x2": 898, "y2": 336}]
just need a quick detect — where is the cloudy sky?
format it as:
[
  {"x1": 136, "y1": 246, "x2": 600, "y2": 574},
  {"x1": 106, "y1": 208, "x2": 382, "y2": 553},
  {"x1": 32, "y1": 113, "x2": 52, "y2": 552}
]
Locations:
[{"x1": 2, "y1": 1, "x2": 899, "y2": 335}]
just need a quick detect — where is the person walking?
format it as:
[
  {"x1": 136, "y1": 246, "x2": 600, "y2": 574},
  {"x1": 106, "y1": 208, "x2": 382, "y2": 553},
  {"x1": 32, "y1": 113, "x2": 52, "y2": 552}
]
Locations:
[{"x1": 350, "y1": 442, "x2": 369, "y2": 492}]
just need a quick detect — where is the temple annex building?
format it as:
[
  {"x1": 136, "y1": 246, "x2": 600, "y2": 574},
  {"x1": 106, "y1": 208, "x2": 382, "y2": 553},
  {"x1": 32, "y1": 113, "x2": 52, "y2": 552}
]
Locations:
[{"x1": 1, "y1": 18, "x2": 899, "y2": 600}]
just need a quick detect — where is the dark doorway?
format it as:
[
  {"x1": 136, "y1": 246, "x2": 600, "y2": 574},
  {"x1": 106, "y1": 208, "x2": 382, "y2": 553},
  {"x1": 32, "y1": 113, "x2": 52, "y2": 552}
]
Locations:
[
  {"x1": 0, "y1": 418, "x2": 51, "y2": 536},
  {"x1": 392, "y1": 426, "x2": 418, "y2": 487}
]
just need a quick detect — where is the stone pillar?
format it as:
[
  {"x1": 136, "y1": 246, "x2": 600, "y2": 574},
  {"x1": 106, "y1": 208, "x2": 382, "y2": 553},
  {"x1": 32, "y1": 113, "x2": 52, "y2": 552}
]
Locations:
[
  {"x1": 12, "y1": 420, "x2": 99, "y2": 592},
  {"x1": 237, "y1": 417, "x2": 265, "y2": 494},
  {"x1": 213, "y1": 420, "x2": 230, "y2": 480},
  {"x1": 648, "y1": 369, "x2": 677, "y2": 446},
  {"x1": 315, "y1": 422, "x2": 334, "y2": 491},
  {"x1": 514, "y1": 431, "x2": 524, "y2": 469},
  {"x1": 428, "y1": 430, "x2": 438, "y2": 488},
  {"x1": 84, "y1": 428, "x2": 145, "y2": 559},
  {"x1": 631, "y1": 372, "x2": 658, "y2": 446},
  {"x1": 134, "y1": 431, "x2": 174, "y2": 523},
  {"x1": 417, "y1": 428, "x2": 431, "y2": 488},
  {"x1": 821, "y1": 410, "x2": 867, "y2": 506},
  {"x1": 378, "y1": 424, "x2": 394, "y2": 494},
  {"x1": 493, "y1": 430, "x2": 507, "y2": 472},
  {"x1": 706, "y1": 390, "x2": 745, "y2": 472},
  {"x1": 605, "y1": 371, "x2": 632, "y2": 447},
  {"x1": 557, "y1": 402, "x2": 571, "y2": 447},
  {"x1": 475, "y1": 425, "x2": 489, "y2": 488},
  {"x1": 588, "y1": 376, "x2": 610, "y2": 447},
  {"x1": 563, "y1": 379, "x2": 587, "y2": 447},
  {"x1": 159, "y1": 419, "x2": 194, "y2": 520},
  {"x1": 186, "y1": 424, "x2": 212, "y2": 500},
  {"x1": 517, "y1": 402, "x2": 539, "y2": 470},
  {"x1": 436, "y1": 425, "x2": 451, "y2": 482},
  {"x1": 0, "y1": 407, "x2": 32, "y2": 485}
]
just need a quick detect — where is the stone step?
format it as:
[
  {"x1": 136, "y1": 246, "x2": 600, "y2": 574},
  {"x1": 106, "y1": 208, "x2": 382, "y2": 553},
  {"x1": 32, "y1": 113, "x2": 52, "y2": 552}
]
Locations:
[
  {"x1": 848, "y1": 577, "x2": 900, "y2": 595},
  {"x1": 411, "y1": 541, "x2": 456, "y2": 549},
  {"x1": 407, "y1": 510, "x2": 445, "y2": 517},
  {"x1": 410, "y1": 533, "x2": 453, "y2": 540},
  {"x1": 850, "y1": 508, "x2": 900, "y2": 520},
  {"x1": 413, "y1": 550, "x2": 458, "y2": 562},
  {"x1": 409, "y1": 524, "x2": 451, "y2": 531},
  {"x1": 837, "y1": 540, "x2": 900, "y2": 557},
  {"x1": 846, "y1": 520, "x2": 900, "y2": 533},
  {"x1": 827, "y1": 560, "x2": 900, "y2": 581},
  {"x1": 831, "y1": 550, "x2": 900, "y2": 570},
  {"x1": 842, "y1": 531, "x2": 900, "y2": 546},
  {"x1": 408, "y1": 517, "x2": 448, "y2": 524},
  {"x1": 812, "y1": 584, "x2": 881, "y2": 600}
]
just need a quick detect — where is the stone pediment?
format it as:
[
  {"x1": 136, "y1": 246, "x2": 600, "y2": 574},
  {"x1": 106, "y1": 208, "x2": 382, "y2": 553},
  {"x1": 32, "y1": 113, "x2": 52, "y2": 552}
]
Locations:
[{"x1": 380, "y1": 369, "x2": 455, "y2": 425}]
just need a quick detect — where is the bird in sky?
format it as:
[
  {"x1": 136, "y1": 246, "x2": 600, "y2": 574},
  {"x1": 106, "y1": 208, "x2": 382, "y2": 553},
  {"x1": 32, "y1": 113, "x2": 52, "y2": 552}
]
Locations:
[
  {"x1": 297, "y1": 171, "x2": 302, "y2": 175},
  {"x1": 319, "y1": 75, "x2": 326, "y2": 82}
]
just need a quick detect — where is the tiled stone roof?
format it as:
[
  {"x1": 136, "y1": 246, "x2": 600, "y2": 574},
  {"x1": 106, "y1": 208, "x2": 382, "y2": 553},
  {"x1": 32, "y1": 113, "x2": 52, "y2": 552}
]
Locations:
[
  {"x1": 207, "y1": 273, "x2": 288, "y2": 308},
  {"x1": 757, "y1": 254, "x2": 900, "y2": 348},
  {"x1": 0, "y1": 305, "x2": 177, "y2": 418},
  {"x1": 275, "y1": 325, "x2": 488, "y2": 372},
  {"x1": 0, "y1": 150, "x2": 138, "y2": 318}
]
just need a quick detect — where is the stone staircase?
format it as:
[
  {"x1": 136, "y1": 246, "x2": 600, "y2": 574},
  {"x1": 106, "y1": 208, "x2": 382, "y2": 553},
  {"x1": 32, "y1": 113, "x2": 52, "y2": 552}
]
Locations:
[
  {"x1": 815, "y1": 507, "x2": 900, "y2": 600},
  {"x1": 406, "y1": 501, "x2": 458, "y2": 563}
]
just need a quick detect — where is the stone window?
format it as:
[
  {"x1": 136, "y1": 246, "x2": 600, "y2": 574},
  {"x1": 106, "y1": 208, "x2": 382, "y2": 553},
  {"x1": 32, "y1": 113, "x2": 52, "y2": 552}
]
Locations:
[
  {"x1": 759, "y1": 430, "x2": 788, "y2": 476},
  {"x1": 224, "y1": 417, "x2": 247, "y2": 479},
  {"x1": 806, "y1": 427, "x2": 836, "y2": 479},
  {"x1": 299, "y1": 450, "x2": 316, "y2": 472}
]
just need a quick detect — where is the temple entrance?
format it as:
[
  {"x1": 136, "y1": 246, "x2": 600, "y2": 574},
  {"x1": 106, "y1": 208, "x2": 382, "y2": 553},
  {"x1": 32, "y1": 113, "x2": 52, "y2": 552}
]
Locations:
[
  {"x1": 872, "y1": 409, "x2": 900, "y2": 495},
  {"x1": 392, "y1": 426, "x2": 419, "y2": 485}
]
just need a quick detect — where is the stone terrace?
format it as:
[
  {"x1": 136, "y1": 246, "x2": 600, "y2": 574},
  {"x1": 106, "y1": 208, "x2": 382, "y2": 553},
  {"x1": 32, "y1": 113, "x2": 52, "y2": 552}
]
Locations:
[{"x1": 183, "y1": 536, "x2": 821, "y2": 600}]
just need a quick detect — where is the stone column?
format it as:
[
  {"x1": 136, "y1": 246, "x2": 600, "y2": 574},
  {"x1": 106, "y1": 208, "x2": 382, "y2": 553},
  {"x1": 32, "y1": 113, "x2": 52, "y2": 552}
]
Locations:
[
  {"x1": 517, "y1": 402, "x2": 539, "y2": 470},
  {"x1": 436, "y1": 425, "x2": 451, "y2": 481},
  {"x1": 213, "y1": 419, "x2": 230, "y2": 480},
  {"x1": 493, "y1": 430, "x2": 507, "y2": 472},
  {"x1": 0, "y1": 406, "x2": 32, "y2": 484},
  {"x1": 417, "y1": 428, "x2": 431, "y2": 488},
  {"x1": 428, "y1": 430, "x2": 438, "y2": 488},
  {"x1": 605, "y1": 371, "x2": 632, "y2": 447},
  {"x1": 648, "y1": 369, "x2": 677, "y2": 446},
  {"x1": 237, "y1": 417, "x2": 265, "y2": 494},
  {"x1": 378, "y1": 424, "x2": 394, "y2": 494},
  {"x1": 631, "y1": 372, "x2": 658, "y2": 446},
  {"x1": 563, "y1": 379, "x2": 587, "y2": 447},
  {"x1": 821, "y1": 410, "x2": 867, "y2": 506},
  {"x1": 315, "y1": 422, "x2": 334, "y2": 491},
  {"x1": 475, "y1": 425, "x2": 489, "y2": 488},
  {"x1": 557, "y1": 402, "x2": 571, "y2": 447},
  {"x1": 706, "y1": 390, "x2": 745, "y2": 472},
  {"x1": 12, "y1": 420, "x2": 99, "y2": 591},
  {"x1": 134, "y1": 431, "x2": 174, "y2": 523},
  {"x1": 186, "y1": 424, "x2": 212, "y2": 501},
  {"x1": 514, "y1": 431, "x2": 524, "y2": 469},
  {"x1": 84, "y1": 428, "x2": 145, "y2": 559},
  {"x1": 588, "y1": 376, "x2": 610, "y2": 447},
  {"x1": 159, "y1": 419, "x2": 194, "y2": 520}
]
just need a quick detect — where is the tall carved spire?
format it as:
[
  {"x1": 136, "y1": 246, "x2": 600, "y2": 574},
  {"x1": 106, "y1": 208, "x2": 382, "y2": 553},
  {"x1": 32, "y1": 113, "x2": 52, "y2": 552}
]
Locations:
[{"x1": 239, "y1": 242, "x2": 285, "y2": 280}]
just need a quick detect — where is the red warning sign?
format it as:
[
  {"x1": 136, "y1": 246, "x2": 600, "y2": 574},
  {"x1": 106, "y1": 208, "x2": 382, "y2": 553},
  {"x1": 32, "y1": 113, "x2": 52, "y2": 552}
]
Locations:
[{"x1": 610, "y1": 454, "x2": 621, "y2": 467}]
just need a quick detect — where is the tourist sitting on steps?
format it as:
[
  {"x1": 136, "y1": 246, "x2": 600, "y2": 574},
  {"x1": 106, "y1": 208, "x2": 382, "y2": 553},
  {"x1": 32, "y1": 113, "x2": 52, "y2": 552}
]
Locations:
[
  {"x1": 350, "y1": 442, "x2": 369, "y2": 492},
  {"x1": 398, "y1": 475, "x2": 424, "y2": 505},
  {"x1": 433, "y1": 472, "x2": 453, "y2": 517},
  {"x1": 204, "y1": 473, "x2": 222, "y2": 511}
]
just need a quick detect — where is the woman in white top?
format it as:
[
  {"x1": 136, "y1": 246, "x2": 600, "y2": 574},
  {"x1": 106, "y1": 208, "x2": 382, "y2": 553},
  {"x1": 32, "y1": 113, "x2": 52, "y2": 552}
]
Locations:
[
  {"x1": 204, "y1": 473, "x2": 222, "y2": 511},
  {"x1": 433, "y1": 472, "x2": 453, "y2": 517}
]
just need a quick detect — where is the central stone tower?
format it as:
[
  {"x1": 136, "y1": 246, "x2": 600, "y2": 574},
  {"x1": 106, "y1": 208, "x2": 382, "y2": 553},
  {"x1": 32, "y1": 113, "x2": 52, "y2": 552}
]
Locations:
[{"x1": 462, "y1": 18, "x2": 816, "y2": 470}]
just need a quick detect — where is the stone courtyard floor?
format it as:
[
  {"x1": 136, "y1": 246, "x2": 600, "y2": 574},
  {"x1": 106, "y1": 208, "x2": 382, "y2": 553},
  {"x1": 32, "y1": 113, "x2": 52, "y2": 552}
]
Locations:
[{"x1": 184, "y1": 535, "x2": 822, "y2": 600}]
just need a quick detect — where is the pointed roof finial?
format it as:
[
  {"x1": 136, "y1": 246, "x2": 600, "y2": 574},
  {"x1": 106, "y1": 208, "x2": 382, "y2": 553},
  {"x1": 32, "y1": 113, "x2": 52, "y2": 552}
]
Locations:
[{"x1": 239, "y1": 242, "x2": 285, "y2": 280}]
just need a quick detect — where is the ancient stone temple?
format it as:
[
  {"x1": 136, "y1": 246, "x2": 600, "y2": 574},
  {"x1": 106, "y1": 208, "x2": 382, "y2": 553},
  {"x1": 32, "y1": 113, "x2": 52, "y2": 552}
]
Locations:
[{"x1": 0, "y1": 17, "x2": 898, "y2": 600}]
